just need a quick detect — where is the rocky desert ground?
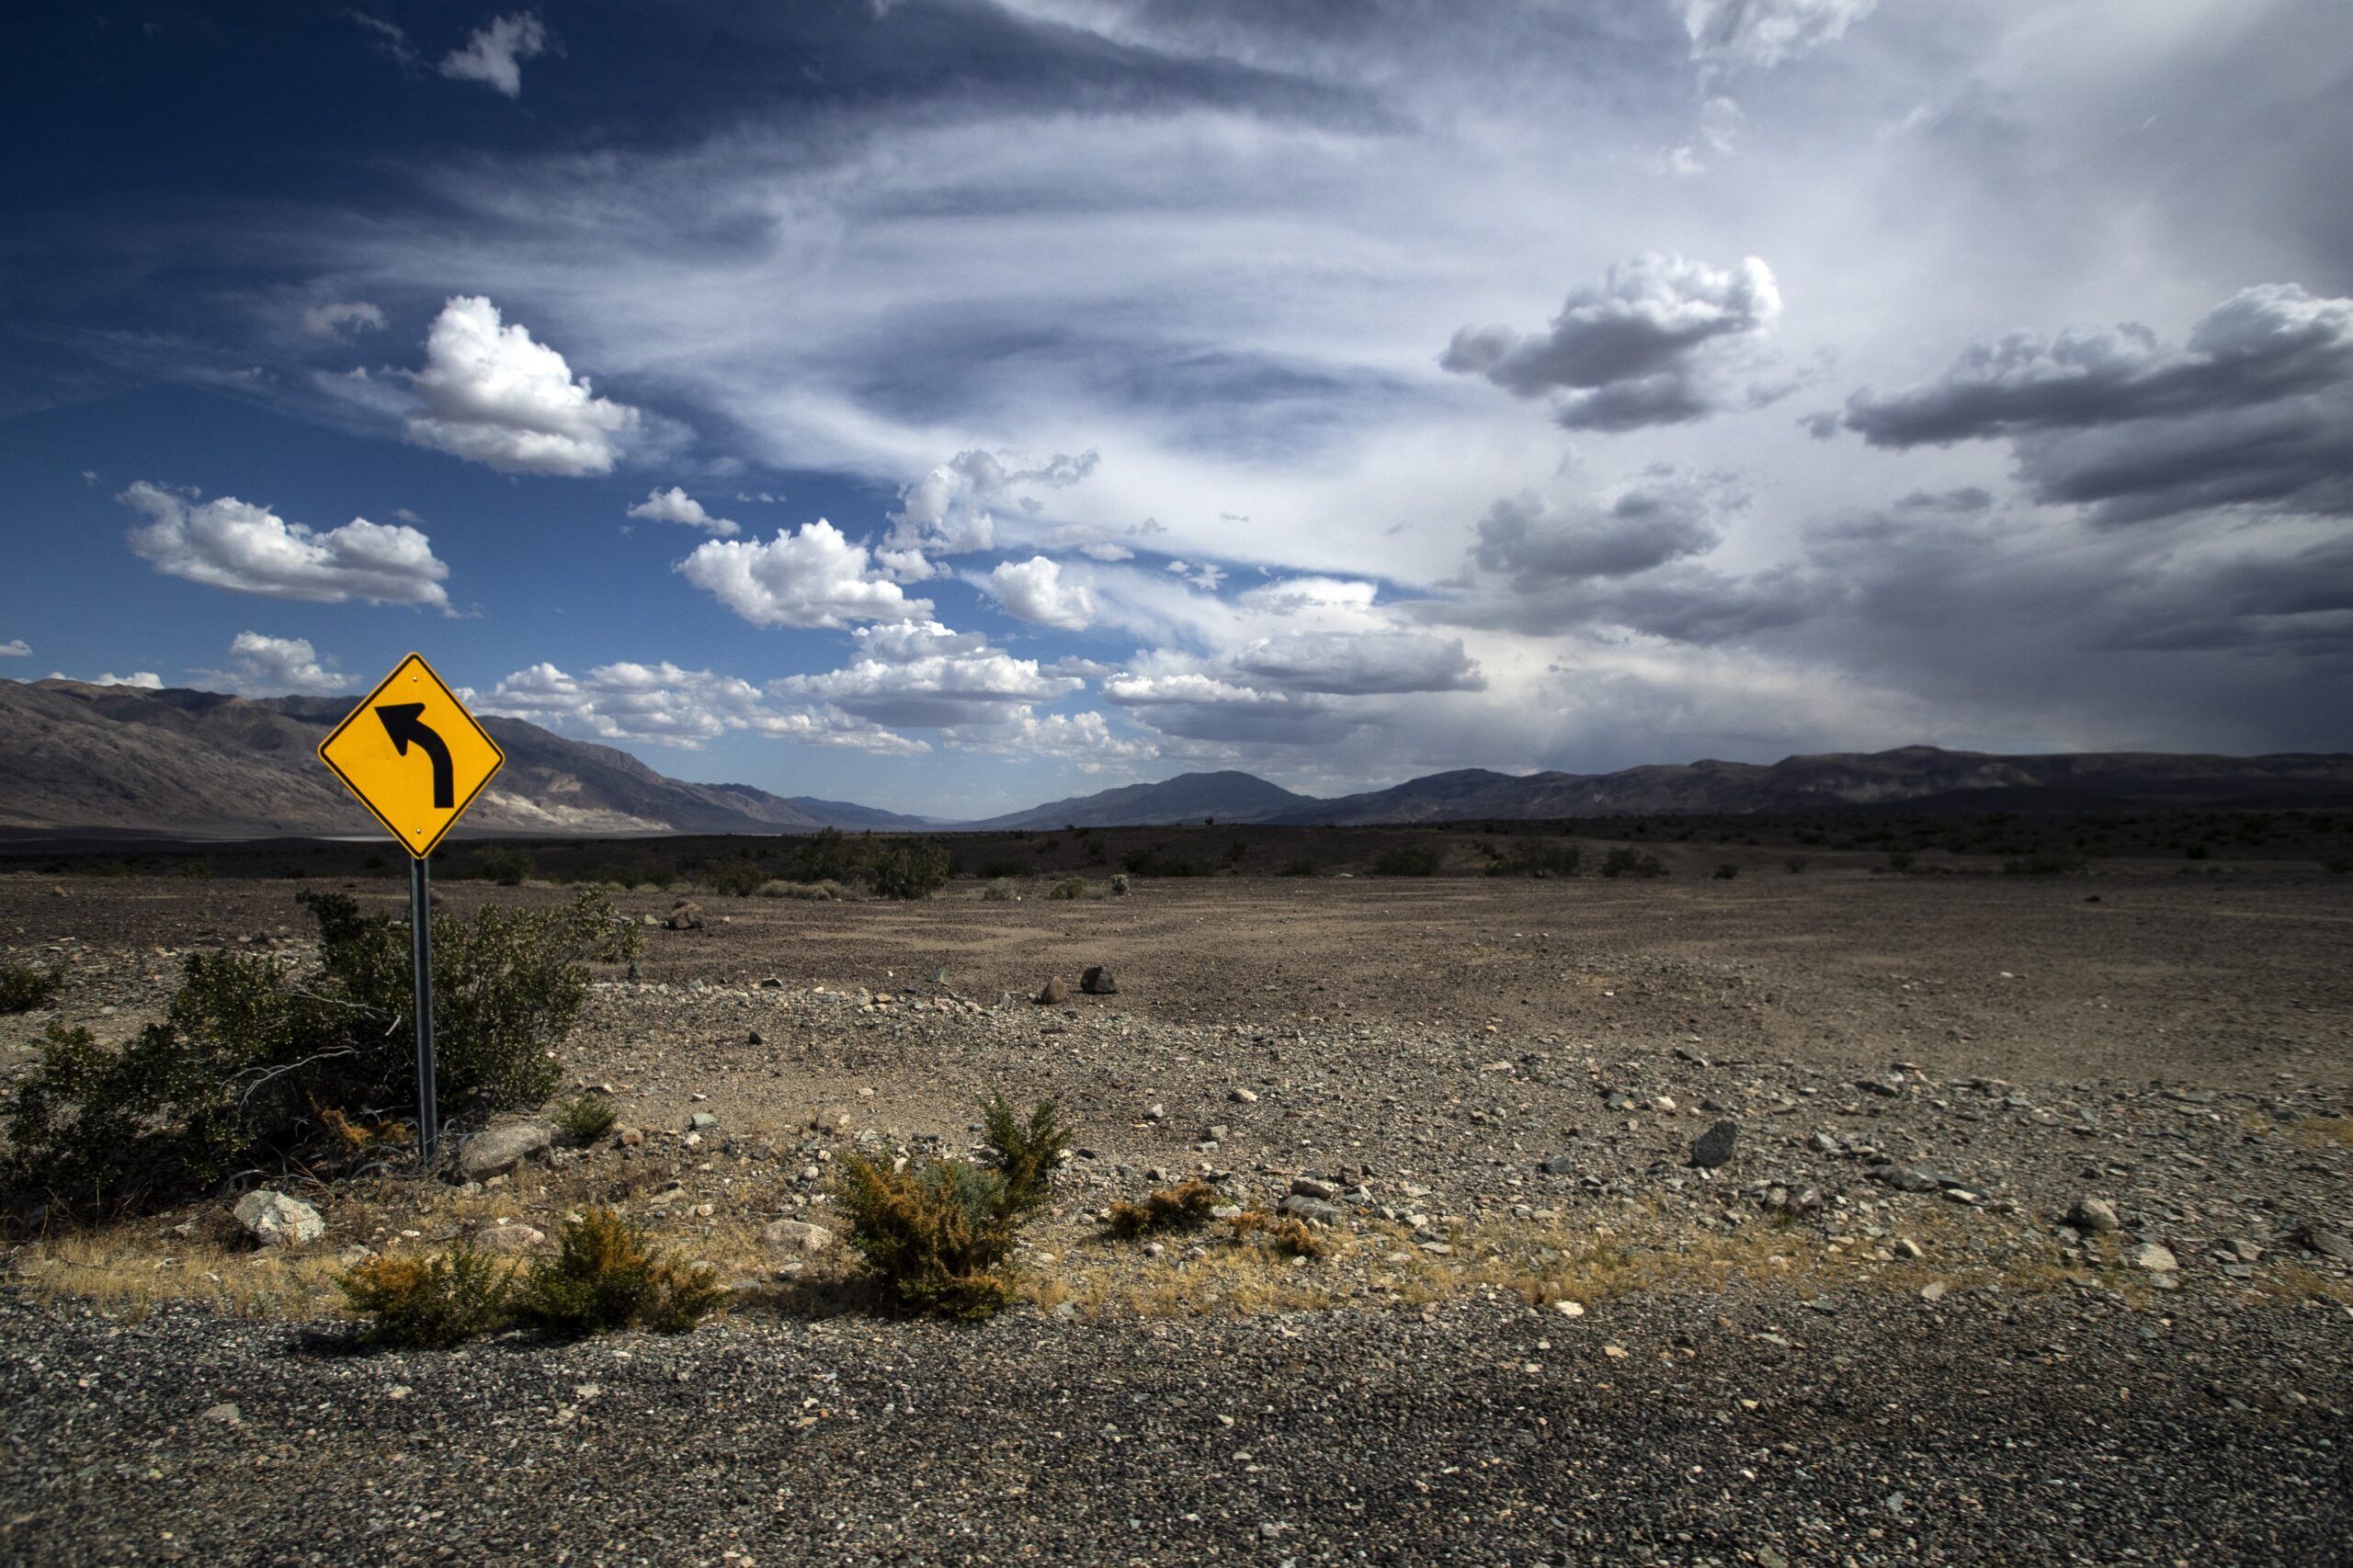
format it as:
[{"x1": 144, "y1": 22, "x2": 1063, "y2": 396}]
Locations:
[{"x1": 2, "y1": 859, "x2": 2350, "y2": 1566}]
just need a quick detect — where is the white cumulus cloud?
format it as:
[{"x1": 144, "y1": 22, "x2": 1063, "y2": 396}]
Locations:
[
  {"x1": 771, "y1": 619, "x2": 1086, "y2": 729},
  {"x1": 192, "y1": 631, "x2": 354, "y2": 696},
  {"x1": 628, "y1": 486, "x2": 740, "y2": 536},
  {"x1": 677, "y1": 520, "x2": 932, "y2": 628},
  {"x1": 405, "y1": 296, "x2": 640, "y2": 476},
  {"x1": 482, "y1": 659, "x2": 924, "y2": 754},
  {"x1": 120, "y1": 483, "x2": 451, "y2": 608},
  {"x1": 0, "y1": 639, "x2": 28, "y2": 657},
  {"x1": 985, "y1": 555, "x2": 1096, "y2": 630},
  {"x1": 438, "y1": 12, "x2": 549, "y2": 97}
]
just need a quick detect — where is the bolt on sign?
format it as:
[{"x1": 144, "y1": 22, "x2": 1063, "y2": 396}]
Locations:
[{"x1": 317, "y1": 653, "x2": 505, "y2": 858}]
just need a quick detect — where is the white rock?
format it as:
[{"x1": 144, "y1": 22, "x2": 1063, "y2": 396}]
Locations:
[
  {"x1": 1552, "y1": 1299, "x2": 1586, "y2": 1318},
  {"x1": 232, "y1": 1190, "x2": 324, "y2": 1249},
  {"x1": 472, "y1": 1224, "x2": 545, "y2": 1253},
  {"x1": 763, "y1": 1218, "x2": 837, "y2": 1254},
  {"x1": 456, "y1": 1121, "x2": 552, "y2": 1181},
  {"x1": 2131, "y1": 1242, "x2": 2179, "y2": 1273}
]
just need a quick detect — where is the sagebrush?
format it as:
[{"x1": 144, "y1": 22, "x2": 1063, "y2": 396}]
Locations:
[
  {"x1": 339, "y1": 1245, "x2": 516, "y2": 1347},
  {"x1": 2, "y1": 890, "x2": 639, "y2": 1219},
  {"x1": 832, "y1": 1095, "x2": 1065, "y2": 1317},
  {"x1": 516, "y1": 1207, "x2": 726, "y2": 1336},
  {"x1": 0, "y1": 961, "x2": 63, "y2": 1015}
]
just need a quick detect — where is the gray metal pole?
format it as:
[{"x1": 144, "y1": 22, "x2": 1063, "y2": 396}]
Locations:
[{"x1": 410, "y1": 852, "x2": 438, "y2": 1165}]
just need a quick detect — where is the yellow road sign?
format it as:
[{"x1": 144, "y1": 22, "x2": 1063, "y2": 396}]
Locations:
[{"x1": 318, "y1": 653, "x2": 505, "y2": 858}]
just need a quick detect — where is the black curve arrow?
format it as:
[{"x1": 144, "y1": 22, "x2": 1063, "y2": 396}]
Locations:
[{"x1": 376, "y1": 703, "x2": 454, "y2": 809}]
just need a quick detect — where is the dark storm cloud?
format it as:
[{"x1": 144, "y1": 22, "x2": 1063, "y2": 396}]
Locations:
[
  {"x1": 1843, "y1": 285, "x2": 2353, "y2": 446},
  {"x1": 1441, "y1": 255, "x2": 1782, "y2": 431},
  {"x1": 1234, "y1": 631, "x2": 1485, "y2": 695},
  {"x1": 2013, "y1": 401, "x2": 2353, "y2": 526},
  {"x1": 1472, "y1": 480, "x2": 1730, "y2": 585}
]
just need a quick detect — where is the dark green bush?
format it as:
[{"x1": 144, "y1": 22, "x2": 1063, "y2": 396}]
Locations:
[
  {"x1": 1046, "y1": 875, "x2": 1090, "y2": 901},
  {"x1": 832, "y1": 1096, "x2": 1064, "y2": 1317},
  {"x1": 787, "y1": 828, "x2": 950, "y2": 898},
  {"x1": 1373, "y1": 846, "x2": 1440, "y2": 877},
  {"x1": 701, "y1": 855, "x2": 766, "y2": 898},
  {"x1": 2, "y1": 890, "x2": 639, "y2": 1219},
  {"x1": 1598, "y1": 847, "x2": 1666, "y2": 879},
  {"x1": 338, "y1": 1245, "x2": 516, "y2": 1347},
  {"x1": 1280, "y1": 858, "x2": 1321, "y2": 878},
  {"x1": 0, "y1": 961, "x2": 63, "y2": 1014},
  {"x1": 516, "y1": 1208, "x2": 725, "y2": 1336},
  {"x1": 1712, "y1": 863, "x2": 1739, "y2": 880},
  {"x1": 554, "y1": 1095, "x2": 620, "y2": 1145},
  {"x1": 482, "y1": 846, "x2": 536, "y2": 886}
]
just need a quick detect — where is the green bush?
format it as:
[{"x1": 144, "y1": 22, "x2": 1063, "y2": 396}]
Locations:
[
  {"x1": 786, "y1": 828, "x2": 950, "y2": 899},
  {"x1": 702, "y1": 855, "x2": 767, "y2": 898},
  {"x1": 1, "y1": 890, "x2": 640, "y2": 1218},
  {"x1": 831, "y1": 1095, "x2": 1064, "y2": 1318},
  {"x1": 1046, "y1": 875, "x2": 1091, "y2": 901},
  {"x1": 482, "y1": 846, "x2": 535, "y2": 887},
  {"x1": 0, "y1": 961, "x2": 63, "y2": 1014},
  {"x1": 982, "y1": 878, "x2": 1021, "y2": 903},
  {"x1": 338, "y1": 1245, "x2": 516, "y2": 1347},
  {"x1": 553, "y1": 1095, "x2": 620, "y2": 1145},
  {"x1": 1372, "y1": 846, "x2": 1440, "y2": 877},
  {"x1": 1598, "y1": 847, "x2": 1666, "y2": 879},
  {"x1": 1108, "y1": 872, "x2": 1131, "y2": 895},
  {"x1": 516, "y1": 1208, "x2": 725, "y2": 1336}
]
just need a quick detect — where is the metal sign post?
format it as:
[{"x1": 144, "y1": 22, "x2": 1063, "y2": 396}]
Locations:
[
  {"x1": 409, "y1": 852, "x2": 439, "y2": 1164},
  {"x1": 318, "y1": 653, "x2": 503, "y2": 1167}
]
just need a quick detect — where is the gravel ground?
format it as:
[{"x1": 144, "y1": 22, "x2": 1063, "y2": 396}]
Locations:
[{"x1": 3, "y1": 869, "x2": 2351, "y2": 1564}]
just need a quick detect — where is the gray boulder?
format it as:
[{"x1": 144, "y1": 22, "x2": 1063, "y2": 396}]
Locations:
[
  {"x1": 457, "y1": 1121, "x2": 552, "y2": 1181},
  {"x1": 1689, "y1": 1119, "x2": 1738, "y2": 1170},
  {"x1": 2067, "y1": 1196, "x2": 2120, "y2": 1234},
  {"x1": 763, "y1": 1218, "x2": 837, "y2": 1254},
  {"x1": 233, "y1": 1189, "x2": 324, "y2": 1249},
  {"x1": 1081, "y1": 966, "x2": 1119, "y2": 994}
]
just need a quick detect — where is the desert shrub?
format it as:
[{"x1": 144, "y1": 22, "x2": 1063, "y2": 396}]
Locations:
[
  {"x1": 702, "y1": 855, "x2": 767, "y2": 898},
  {"x1": 757, "y1": 878, "x2": 845, "y2": 900},
  {"x1": 1228, "y1": 1209, "x2": 1329, "y2": 1259},
  {"x1": 1104, "y1": 1178, "x2": 1222, "y2": 1239},
  {"x1": 1120, "y1": 847, "x2": 1200, "y2": 878},
  {"x1": 0, "y1": 961, "x2": 63, "y2": 1015},
  {"x1": 787, "y1": 829, "x2": 950, "y2": 899},
  {"x1": 832, "y1": 1096, "x2": 1063, "y2": 1317},
  {"x1": 482, "y1": 846, "x2": 535, "y2": 887},
  {"x1": 553, "y1": 1095, "x2": 620, "y2": 1145},
  {"x1": 2325, "y1": 857, "x2": 2352, "y2": 875},
  {"x1": 1108, "y1": 872, "x2": 1131, "y2": 895},
  {"x1": 1598, "y1": 847, "x2": 1666, "y2": 879},
  {"x1": 1712, "y1": 864, "x2": 1739, "y2": 880},
  {"x1": 1280, "y1": 858, "x2": 1320, "y2": 878},
  {"x1": 865, "y1": 839, "x2": 952, "y2": 900},
  {"x1": 977, "y1": 858, "x2": 1026, "y2": 881},
  {"x1": 1784, "y1": 858, "x2": 1808, "y2": 874},
  {"x1": 1884, "y1": 849, "x2": 1916, "y2": 873},
  {"x1": 1, "y1": 890, "x2": 640, "y2": 1218},
  {"x1": 338, "y1": 1245, "x2": 515, "y2": 1347},
  {"x1": 1485, "y1": 842, "x2": 1579, "y2": 879},
  {"x1": 982, "y1": 878, "x2": 1021, "y2": 903},
  {"x1": 1372, "y1": 846, "x2": 1440, "y2": 878},
  {"x1": 1046, "y1": 875, "x2": 1091, "y2": 901},
  {"x1": 516, "y1": 1208, "x2": 725, "y2": 1336}
]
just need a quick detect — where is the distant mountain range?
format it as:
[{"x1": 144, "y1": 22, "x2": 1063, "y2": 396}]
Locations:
[
  {"x1": 4, "y1": 678, "x2": 2347, "y2": 840},
  {"x1": 0, "y1": 679, "x2": 938, "y2": 839}
]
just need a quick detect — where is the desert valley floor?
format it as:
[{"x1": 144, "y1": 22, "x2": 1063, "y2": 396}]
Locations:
[{"x1": 2, "y1": 865, "x2": 2348, "y2": 1565}]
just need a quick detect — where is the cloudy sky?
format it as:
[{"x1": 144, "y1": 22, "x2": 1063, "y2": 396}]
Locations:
[{"x1": 4, "y1": 0, "x2": 2347, "y2": 814}]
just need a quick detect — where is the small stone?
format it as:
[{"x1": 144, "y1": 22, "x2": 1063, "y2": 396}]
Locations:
[
  {"x1": 202, "y1": 1403, "x2": 242, "y2": 1426},
  {"x1": 690, "y1": 1112, "x2": 720, "y2": 1131},
  {"x1": 762, "y1": 1219, "x2": 837, "y2": 1254},
  {"x1": 1552, "y1": 1300, "x2": 1586, "y2": 1318},
  {"x1": 1205, "y1": 1125, "x2": 1230, "y2": 1143},
  {"x1": 1080, "y1": 966, "x2": 1119, "y2": 994},
  {"x1": 1942, "y1": 1187, "x2": 1981, "y2": 1205},
  {"x1": 616, "y1": 1128, "x2": 644, "y2": 1149},
  {"x1": 1893, "y1": 1236, "x2": 1926, "y2": 1260},
  {"x1": 1689, "y1": 1119, "x2": 1738, "y2": 1170},
  {"x1": 1142, "y1": 1104, "x2": 1166, "y2": 1122},
  {"x1": 1538, "y1": 1156, "x2": 1578, "y2": 1176},
  {"x1": 1037, "y1": 976, "x2": 1070, "y2": 1006},
  {"x1": 1859, "y1": 1075, "x2": 1904, "y2": 1098},
  {"x1": 747, "y1": 1029, "x2": 765, "y2": 1046},
  {"x1": 1290, "y1": 1176, "x2": 1340, "y2": 1201},
  {"x1": 1277, "y1": 1196, "x2": 1343, "y2": 1225},
  {"x1": 2067, "y1": 1197, "x2": 2120, "y2": 1234},
  {"x1": 1228, "y1": 1087, "x2": 1258, "y2": 1104},
  {"x1": 1603, "y1": 1344, "x2": 1628, "y2": 1360},
  {"x1": 663, "y1": 900, "x2": 705, "y2": 931},
  {"x1": 2131, "y1": 1242, "x2": 2179, "y2": 1272},
  {"x1": 1919, "y1": 1281, "x2": 1948, "y2": 1302},
  {"x1": 232, "y1": 1190, "x2": 324, "y2": 1249},
  {"x1": 472, "y1": 1224, "x2": 544, "y2": 1253}
]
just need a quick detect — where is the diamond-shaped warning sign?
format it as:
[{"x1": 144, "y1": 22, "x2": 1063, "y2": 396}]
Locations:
[{"x1": 318, "y1": 653, "x2": 505, "y2": 858}]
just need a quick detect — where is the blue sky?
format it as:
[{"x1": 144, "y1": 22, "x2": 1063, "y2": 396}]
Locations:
[{"x1": 5, "y1": 1, "x2": 2349, "y2": 816}]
